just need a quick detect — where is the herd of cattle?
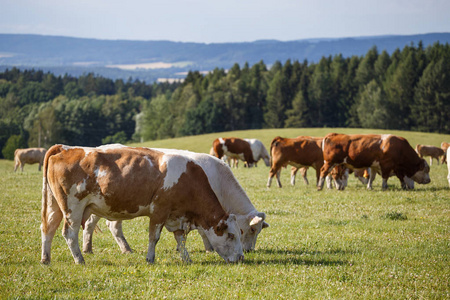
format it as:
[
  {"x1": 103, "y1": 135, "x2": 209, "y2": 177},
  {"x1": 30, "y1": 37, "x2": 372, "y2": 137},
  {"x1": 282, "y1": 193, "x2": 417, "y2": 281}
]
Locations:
[{"x1": 10, "y1": 134, "x2": 450, "y2": 265}]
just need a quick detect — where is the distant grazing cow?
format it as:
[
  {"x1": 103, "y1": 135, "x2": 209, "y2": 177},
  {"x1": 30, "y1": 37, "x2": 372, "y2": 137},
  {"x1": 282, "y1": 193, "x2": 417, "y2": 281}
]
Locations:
[
  {"x1": 41, "y1": 144, "x2": 244, "y2": 265},
  {"x1": 318, "y1": 133, "x2": 430, "y2": 190},
  {"x1": 267, "y1": 136, "x2": 347, "y2": 190},
  {"x1": 244, "y1": 139, "x2": 270, "y2": 167},
  {"x1": 447, "y1": 148, "x2": 450, "y2": 187},
  {"x1": 212, "y1": 137, "x2": 256, "y2": 167},
  {"x1": 441, "y1": 142, "x2": 450, "y2": 164},
  {"x1": 83, "y1": 148, "x2": 268, "y2": 254},
  {"x1": 415, "y1": 144, "x2": 445, "y2": 166},
  {"x1": 14, "y1": 148, "x2": 46, "y2": 172}
]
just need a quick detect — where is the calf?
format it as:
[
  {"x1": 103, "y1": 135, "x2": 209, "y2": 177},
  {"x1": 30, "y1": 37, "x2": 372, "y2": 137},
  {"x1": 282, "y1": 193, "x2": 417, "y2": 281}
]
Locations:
[{"x1": 41, "y1": 144, "x2": 244, "y2": 264}]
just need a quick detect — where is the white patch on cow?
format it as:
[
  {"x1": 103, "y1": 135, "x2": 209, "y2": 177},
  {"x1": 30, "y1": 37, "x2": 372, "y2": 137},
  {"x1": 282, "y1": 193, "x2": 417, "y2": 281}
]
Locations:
[
  {"x1": 76, "y1": 179, "x2": 87, "y2": 194},
  {"x1": 343, "y1": 156, "x2": 348, "y2": 164},
  {"x1": 149, "y1": 202, "x2": 155, "y2": 214},
  {"x1": 144, "y1": 156, "x2": 153, "y2": 167},
  {"x1": 94, "y1": 167, "x2": 107, "y2": 179},
  {"x1": 219, "y1": 138, "x2": 225, "y2": 145},
  {"x1": 161, "y1": 154, "x2": 190, "y2": 190},
  {"x1": 97, "y1": 144, "x2": 127, "y2": 151},
  {"x1": 381, "y1": 134, "x2": 391, "y2": 141}
]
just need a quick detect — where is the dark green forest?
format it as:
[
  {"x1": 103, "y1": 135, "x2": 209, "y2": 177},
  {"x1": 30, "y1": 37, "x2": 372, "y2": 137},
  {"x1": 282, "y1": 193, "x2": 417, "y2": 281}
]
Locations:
[{"x1": 1, "y1": 42, "x2": 449, "y2": 159}]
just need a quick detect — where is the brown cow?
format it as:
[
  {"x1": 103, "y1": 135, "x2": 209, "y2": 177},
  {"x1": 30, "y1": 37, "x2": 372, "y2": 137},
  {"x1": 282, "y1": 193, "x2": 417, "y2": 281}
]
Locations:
[
  {"x1": 267, "y1": 136, "x2": 347, "y2": 190},
  {"x1": 41, "y1": 144, "x2": 244, "y2": 265},
  {"x1": 415, "y1": 144, "x2": 445, "y2": 166},
  {"x1": 441, "y1": 142, "x2": 449, "y2": 164},
  {"x1": 318, "y1": 133, "x2": 431, "y2": 190},
  {"x1": 268, "y1": 136, "x2": 324, "y2": 188},
  {"x1": 212, "y1": 137, "x2": 256, "y2": 167},
  {"x1": 14, "y1": 148, "x2": 46, "y2": 172}
]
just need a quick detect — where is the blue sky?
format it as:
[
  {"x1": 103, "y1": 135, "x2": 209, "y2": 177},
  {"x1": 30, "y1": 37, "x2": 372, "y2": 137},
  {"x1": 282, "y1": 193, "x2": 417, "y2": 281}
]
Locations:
[{"x1": 1, "y1": 0, "x2": 449, "y2": 43}]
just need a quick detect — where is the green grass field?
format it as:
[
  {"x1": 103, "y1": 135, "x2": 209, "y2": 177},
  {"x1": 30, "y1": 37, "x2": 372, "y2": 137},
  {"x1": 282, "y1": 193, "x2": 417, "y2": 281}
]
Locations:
[{"x1": 1, "y1": 128, "x2": 449, "y2": 299}]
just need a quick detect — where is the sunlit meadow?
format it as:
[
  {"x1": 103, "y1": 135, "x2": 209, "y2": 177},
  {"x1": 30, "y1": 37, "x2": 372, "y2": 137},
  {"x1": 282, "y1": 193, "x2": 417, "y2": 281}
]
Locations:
[{"x1": 1, "y1": 128, "x2": 449, "y2": 299}]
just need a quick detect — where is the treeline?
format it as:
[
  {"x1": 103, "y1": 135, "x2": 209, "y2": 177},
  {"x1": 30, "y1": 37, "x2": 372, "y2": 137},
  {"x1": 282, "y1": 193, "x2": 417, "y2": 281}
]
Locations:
[
  {"x1": 0, "y1": 71, "x2": 180, "y2": 158},
  {"x1": 1, "y1": 42, "x2": 449, "y2": 159}
]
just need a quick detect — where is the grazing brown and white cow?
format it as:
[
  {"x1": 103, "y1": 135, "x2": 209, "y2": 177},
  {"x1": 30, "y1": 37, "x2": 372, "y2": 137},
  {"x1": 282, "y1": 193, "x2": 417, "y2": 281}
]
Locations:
[
  {"x1": 41, "y1": 144, "x2": 244, "y2": 265},
  {"x1": 83, "y1": 148, "x2": 269, "y2": 254},
  {"x1": 212, "y1": 137, "x2": 256, "y2": 167},
  {"x1": 318, "y1": 133, "x2": 431, "y2": 190},
  {"x1": 14, "y1": 148, "x2": 46, "y2": 172},
  {"x1": 415, "y1": 144, "x2": 445, "y2": 166},
  {"x1": 267, "y1": 136, "x2": 349, "y2": 189},
  {"x1": 441, "y1": 142, "x2": 449, "y2": 164}
]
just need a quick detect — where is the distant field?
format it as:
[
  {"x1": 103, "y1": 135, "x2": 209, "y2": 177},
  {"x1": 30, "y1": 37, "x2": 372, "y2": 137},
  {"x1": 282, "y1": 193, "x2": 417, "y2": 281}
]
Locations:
[{"x1": 1, "y1": 128, "x2": 449, "y2": 299}]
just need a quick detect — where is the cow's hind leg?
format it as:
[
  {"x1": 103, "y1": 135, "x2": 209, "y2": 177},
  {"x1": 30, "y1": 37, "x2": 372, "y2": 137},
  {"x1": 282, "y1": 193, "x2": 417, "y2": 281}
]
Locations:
[
  {"x1": 62, "y1": 209, "x2": 85, "y2": 264},
  {"x1": 146, "y1": 221, "x2": 163, "y2": 263},
  {"x1": 106, "y1": 220, "x2": 133, "y2": 253},
  {"x1": 174, "y1": 230, "x2": 192, "y2": 263},
  {"x1": 83, "y1": 214, "x2": 101, "y2": 254},
  {"x1": 41, "y1": 195, "x2": 63, "y2": 264}
]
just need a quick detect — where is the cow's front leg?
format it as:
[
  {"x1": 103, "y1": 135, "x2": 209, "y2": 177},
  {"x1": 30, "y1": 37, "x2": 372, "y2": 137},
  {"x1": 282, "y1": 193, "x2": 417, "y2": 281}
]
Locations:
[
  {"x1": 174, "y1": 230, "x2": 192, "y2": 263},
  {"x1": 106, "y1": 220, "x2": 132, "y2": 253},
  {"x1": 318, "y1": 162, "x2": 335, "y2": 190},
  {"x1": 146, "y1": 222, "x2": 163, "y2": 263},
  {"x1": 367, "y1": 168, "x2": 376, "y2": 190},
  {"x1": 381, "y1": 177, "x2": 389, "y2": 190},
  {"x1": 198, "y1": 229, "x2": 214, "y2": 252}
]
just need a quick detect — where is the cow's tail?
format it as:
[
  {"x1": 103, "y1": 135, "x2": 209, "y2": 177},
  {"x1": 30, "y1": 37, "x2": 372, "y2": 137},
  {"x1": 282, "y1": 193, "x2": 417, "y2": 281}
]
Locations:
[
  {"x1": 41, "y1": 145, "x2": 64, "y2": 234},
  {"x1": 269, "y1": 137, "x2": 282, "y2": 167}
]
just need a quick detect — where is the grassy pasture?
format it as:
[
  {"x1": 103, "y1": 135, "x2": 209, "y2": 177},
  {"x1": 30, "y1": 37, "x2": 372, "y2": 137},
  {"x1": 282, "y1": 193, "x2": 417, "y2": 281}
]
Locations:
[{"x1": 0, "y1": 128, "x2": 449, "y2": 299}]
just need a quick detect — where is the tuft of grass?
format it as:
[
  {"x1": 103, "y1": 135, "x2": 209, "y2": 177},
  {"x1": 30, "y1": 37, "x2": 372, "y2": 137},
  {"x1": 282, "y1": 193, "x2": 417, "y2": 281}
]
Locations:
[{"x1": 381, "y1": 211, "x2": 408, "y2": 220}]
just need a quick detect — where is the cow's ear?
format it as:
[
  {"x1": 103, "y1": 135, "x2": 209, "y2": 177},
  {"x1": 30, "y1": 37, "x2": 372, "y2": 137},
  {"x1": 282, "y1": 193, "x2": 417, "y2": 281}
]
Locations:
[
  {"x1": 262, "y1": 221, "x2": 269, "y2": 229},
  {"x1": 248, "y1": 212, "x2": 266, "y2": 226}
]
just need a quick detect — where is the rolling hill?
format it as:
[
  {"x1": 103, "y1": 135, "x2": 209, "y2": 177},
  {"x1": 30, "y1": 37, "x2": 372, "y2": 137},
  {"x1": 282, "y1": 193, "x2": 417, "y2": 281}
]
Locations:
[{"x1": 1, "y1": 32, "x2": 449, "y2": 82}]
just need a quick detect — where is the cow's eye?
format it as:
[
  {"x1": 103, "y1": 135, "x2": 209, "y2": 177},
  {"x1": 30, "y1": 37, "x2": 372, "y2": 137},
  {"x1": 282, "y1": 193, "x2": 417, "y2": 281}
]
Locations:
[
  {"x1": 250, "y1": 227, "x2": 256, "y2": 233},
  {"x1": 228, "y1": 233, "x2": 235, "y2": 240}
]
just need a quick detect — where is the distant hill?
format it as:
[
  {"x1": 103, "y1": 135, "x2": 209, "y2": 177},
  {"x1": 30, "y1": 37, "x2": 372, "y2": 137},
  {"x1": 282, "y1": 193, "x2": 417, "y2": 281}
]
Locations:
[{"x1": 1, "y1": 33, "x2": 449, "y2": 82}]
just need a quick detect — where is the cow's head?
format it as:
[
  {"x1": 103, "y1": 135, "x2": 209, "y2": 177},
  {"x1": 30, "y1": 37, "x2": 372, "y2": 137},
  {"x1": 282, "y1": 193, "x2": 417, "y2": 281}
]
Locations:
[
  {"x1": 236, "y1": 212, "x2": 269, "y2": 252},
  {"x1": 330, "y1": 165, "x2": 349, "y2": 190},
  {"x1": 411, "y1": 159, "x2": 431, "y2": 184},
  {"x1": 262, "y1": 156, "x2": 271, "y2": 167},
  {"x1": 206, "y1": 214, "x2": 244, "y2": 263}
]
